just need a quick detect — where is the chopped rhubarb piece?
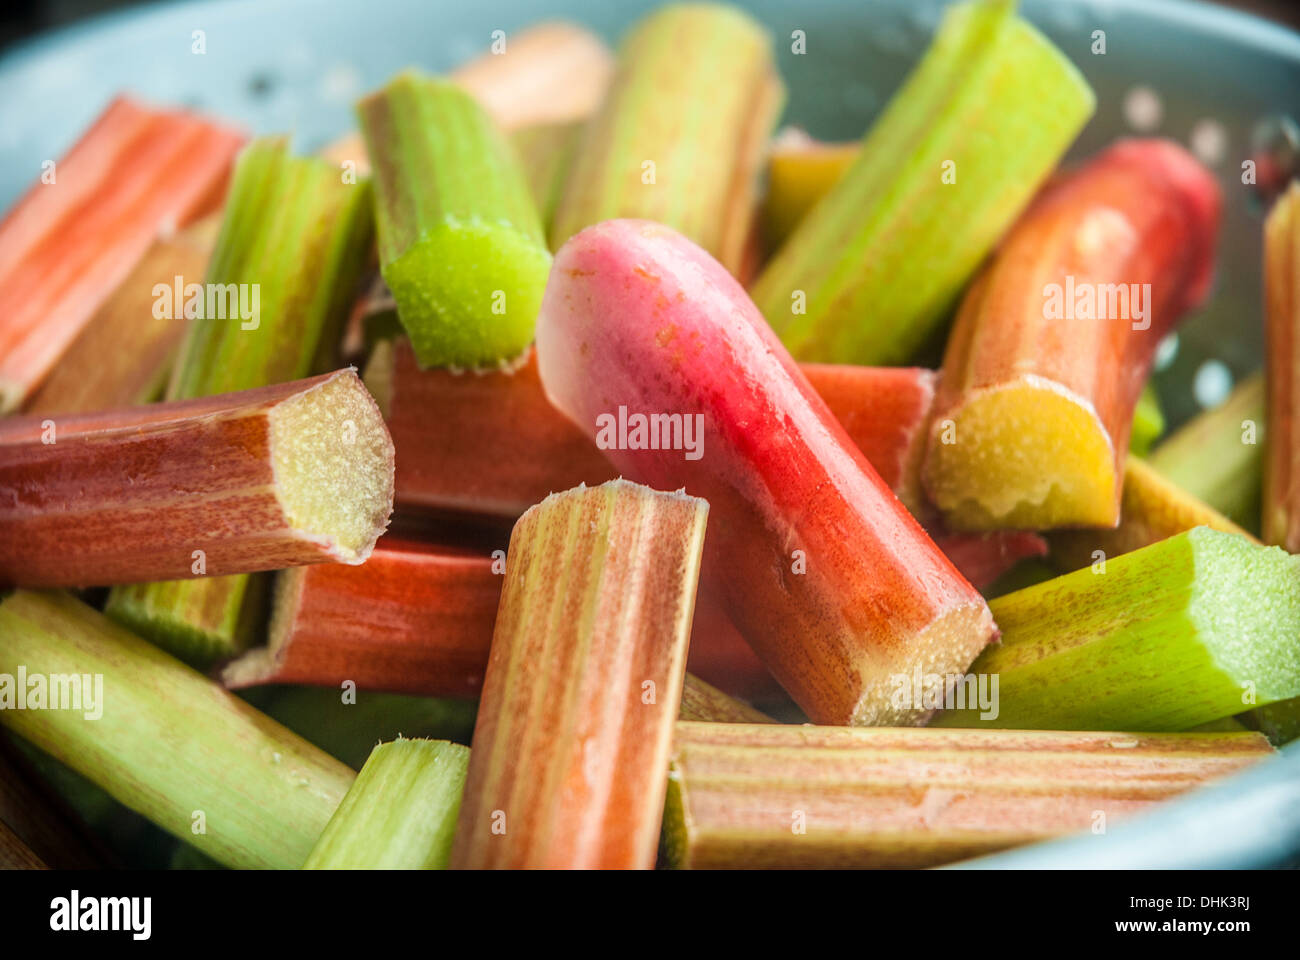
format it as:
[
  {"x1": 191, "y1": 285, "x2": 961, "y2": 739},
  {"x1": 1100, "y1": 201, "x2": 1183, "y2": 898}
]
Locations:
[
  {"x1": 664, "y1": 722, "x2": 1272, "y2": 869},
  {"x1": 1264, "y1": 183, "x2": 1300, "y2": 550},
  {"x1": 0, "y1": 97, "x2": 243, "y2": 411},
  {"x1": 0, "y1": 370, "x2": 394, "y2": 588},
  {"x1": 536, "y1": 220, "x2": 996, "y2": 726},
  {"x1": 923, "y1": 139, "x2": 1222, "y2": 530},
  {"x1": 451, "y1": 480, "x2": 706, "y2": 869},
  {"x1": 222, "y1": 538, "x2": 499, "y2": 699}
]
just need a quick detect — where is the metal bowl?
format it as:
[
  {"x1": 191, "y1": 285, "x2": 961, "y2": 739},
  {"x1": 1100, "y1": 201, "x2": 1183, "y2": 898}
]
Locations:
[{"x1": 1, "y1": 0, "x2": 1298, "y2": 868}]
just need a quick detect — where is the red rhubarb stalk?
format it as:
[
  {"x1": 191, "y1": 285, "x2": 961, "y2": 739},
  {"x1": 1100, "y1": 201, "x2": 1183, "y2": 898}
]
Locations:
[
  {"x1": 922, "y1": 139, "x2": 1222, "y2": 530},
  {"x1": 535, "y1": 220, "x2": 997, "y2": 726},
  {"x1": 222, "y1": 538, "x2": 499, "y2": 699},
  {"x1": 0, "y1": 370, "x2": 394, "y2": 588},
  {"x1": 0, "y1": 97, "x2": 243, "y2": 410}
]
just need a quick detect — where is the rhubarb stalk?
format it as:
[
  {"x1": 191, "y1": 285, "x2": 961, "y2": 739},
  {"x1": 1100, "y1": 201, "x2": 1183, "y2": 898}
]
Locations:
[
  {"x1": 357, "y1": 71, "x2": 551, "y2": 369},
  {"x1": 550, "y1": 4, "x2": 784, "y2": 276},
  {"x1": 303, "y1": 739, "x2": 469, "y2": 869},
  {"x1": 451, "y1": 480, "x2": 706, "y2": 869},
  {"x1": 223, "y1": 538, "x2": 497, "y2": 699},
  {"x1": 23, "y1": 214, "x2": 221, "y2": 415},
  {"x1": 678, "y1": 675, "x2": 773, "y2": 724},
  {"x1": 751, "y1": 0, "x2": 1095, "y2": 365},
  {"x1": 932, "y1": 527, "x2": 1300, "y2": 731},
  {"x1": 0, "y1": 370, "x2": 393, "y2": 589},
  {"x1": 0, "y1": 97, "x2": 243, "y2": 411},
  {"x1": 663, "y1": 722, "x2": 1272, "y2": 869},
  {"x1": 1148, "y1": 371, "x2": 1265, "y2": 529},
  {"x1": 105, "y1": 137, "x2": 374, "y2": 663},
  {"x1": 0, "y1": 591, "x2": 355, "y2": 869},
  {"x1": 536, "y1": 220, "x2": 996, "y2": 726},
  {"x1": 922, "y1": 139, "x2": 1221, "y2": 530},
  {"x1": 1263, "y1": 182, "x2": 1300, "y2": 550},
  {"x1": 760, "y1": 129, "x2": 856, "y2": 253}
]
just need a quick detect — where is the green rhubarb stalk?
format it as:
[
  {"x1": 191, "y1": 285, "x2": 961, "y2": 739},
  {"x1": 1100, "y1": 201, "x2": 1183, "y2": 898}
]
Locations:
[
  {"x1": 357, "y1": 70, "x2": 551, "y2": 369},
  {"x1": 105, "y1": 137, "x2": 373, "y2": 665},
  {"x1": 1130, "y1": 383, "x2": 1166, "y2": 456},
  {"x1": 510, "y1": 122, "x2": 583, "y2": 232},
  {"x1": 549, "y1": 3, "x2": 785, "y2": 275},
  {"x1": 1147, "y1": 371, "x2": 1266, "y2": 530},
  {"x1": 751, "y1": 0, "x2": 1095, "y2": 364},
  {"x1": 303, "y1": 738, "x2": 468, "y2": 869},
  {"x1": 932, "y1": 527, "x2": 1300, "y2": 731},
  {"x1": 0, "y1": 591, "x2": 354, "y2": 869}
]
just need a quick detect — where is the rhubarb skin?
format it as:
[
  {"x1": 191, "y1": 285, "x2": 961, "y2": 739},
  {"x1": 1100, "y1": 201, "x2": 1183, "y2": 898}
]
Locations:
[
  {"x1": 751, "y1": 0, "x2": 1095, "y2": 365},
  {"x1": 923, "y1": 139, "x2": 1222, "y2": 531},
  {"x1": 451, "y1": 479, "x2": 706, "y2": 869},
  {"x1": 222, "y1": 538, "x2": 498, "y2": 699},
  {"x1": 933, "y1": 527, "x2": 1300, "y2": 731},
  {"x1": 23, "y1": 214, "x2": 220, "y2": 415},
  {"x1": 536, "y1": 220, "x2": 996, "y2": 726},
  {"x1": 664, "y1": 722, "x2": 1273, "y2": 869},
  {"x1": 0, "y1": 370, "x2": 394, "y2": 588},
  {"x1": 1263, "y1": 183, "x2": 1300, "y2": 551},
  {"x1": 550, "y1": 3, "x2": 785, "y2": 275},
  {"x1": 322, "y1": 22, "x2": 614, "y2": 174},
  {"x1": 0, "y1": 98, "x2": 243, "y2": 411},
  {"x1": 1049, "y1": 457, "x2": 1256, "y2": 572}
]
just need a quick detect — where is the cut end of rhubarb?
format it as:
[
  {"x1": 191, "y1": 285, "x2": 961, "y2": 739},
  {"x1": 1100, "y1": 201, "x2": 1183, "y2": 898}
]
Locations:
[
  {"x1": 924, "y1": 375, "x2": 1118, "y2": 530},
  {"x1": 384, "y1": 222, "x2": 552, "y2": 369},
  {"x1": 269, "y1": 371, "x2": 395, "y2": 562},
  {"x1": 851, "y1": 599, "x2": 998, "y2": 726},
  {"x1": 1185, "y1": 527, "x2": 1300, "y2": 704}
]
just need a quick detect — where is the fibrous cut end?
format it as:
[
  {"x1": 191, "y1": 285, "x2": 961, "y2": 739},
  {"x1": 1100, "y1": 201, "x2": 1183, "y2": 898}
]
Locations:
[
  {"x1": 269, "y1": 371, "x2": 395, "y2": 563},
  {"x1": 924, "y1": 376, "x2": 1118, "y2": 530},
  {"x1": 851, "y1": 599, "x2": 997, "y2": 726},
  {"x1": 1186, "y1": 527, "x2": 1300, "y2": 705}
]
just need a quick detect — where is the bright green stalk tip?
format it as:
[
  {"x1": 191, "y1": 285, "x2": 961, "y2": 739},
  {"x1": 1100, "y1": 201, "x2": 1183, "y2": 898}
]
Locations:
[
  {"x1": 752, "y1": 0, "x2": 1095, "y2": 364},
  {"x1": 0, "y1": 591, "x2": 354, "y2": 870},
  {"x1": 303, "y1": 738, "x2": 469, "y2": 869},
  {"x1": 358, "y1": 70, "x2": 551, "y2": 369},
  {"x1": 933, "y1": 527, "x2": 1300, "y2": 731},
  {"x1": 1130, "y1": 382, "x2": 1165, "y2": 455},
  {"x1": 104, "y1": 136, "x2": 371, "y2": 666}
]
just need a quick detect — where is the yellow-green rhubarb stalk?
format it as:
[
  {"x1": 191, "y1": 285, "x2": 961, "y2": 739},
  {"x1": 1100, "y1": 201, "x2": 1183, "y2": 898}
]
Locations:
[
  {"x1": 750, "y1": 0, "x2": 1094, "y2": 364},
  {"x1": 1148, "y1": 371, "x2": 1265, "y2": 530},
  {"x1": 549, "y1": 3, "x2": 785, "y2": 276},
  {"x1": 0, "y1": 591, "x2": 354, "y2": 869},
  {"x1": 932, "y1": 527, "x2": 1300, "y2": 731},
  {"x1": 303, "y1": 738, "x2": 469, "y2": 869}
]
